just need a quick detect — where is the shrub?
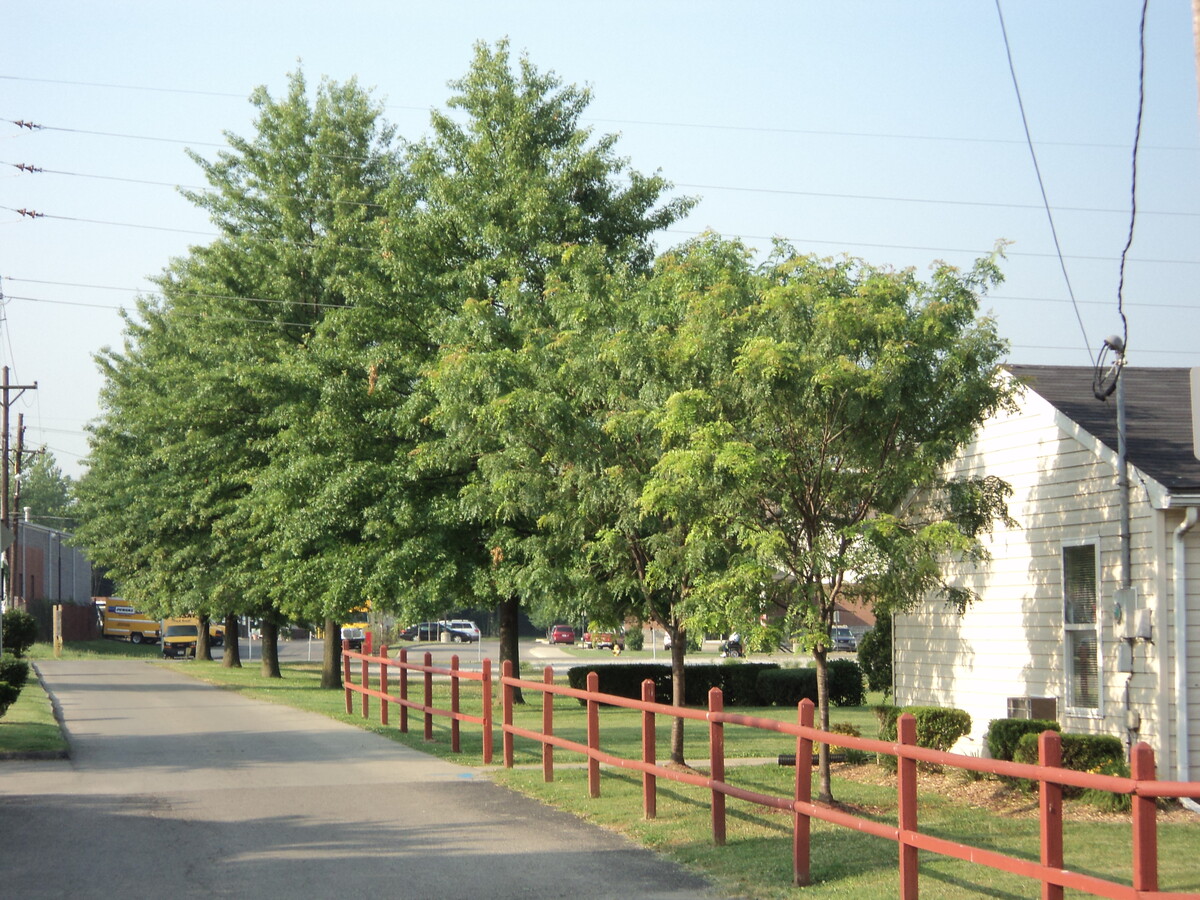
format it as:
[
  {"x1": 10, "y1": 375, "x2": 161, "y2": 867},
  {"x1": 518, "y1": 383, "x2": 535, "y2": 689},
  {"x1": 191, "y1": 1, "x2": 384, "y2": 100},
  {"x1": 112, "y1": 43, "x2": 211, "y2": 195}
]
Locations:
[
  {"x1": 624, "y1": 626, "x2": 644, "y2": 652},
  {"x1": 827, "y1": 658, "x2": 865, "y2": 707},
  {"x1": 856, "y1": 612, "x2": 892, "y2": 698},
  {"x1": 0, "y1": 681, "x2": 19, "y2": 719},
  {"x1": 566, "y1": 664, "x2": 671, "y2": 704},
  {"x1": 985, "y1": 718, "x2": 1060, "y2": 762},
  {"x1": 876, "y1": 705, "x2": 972, "y2": 770},
  {"x1": 566, "y1": 662, "x2": 780, "y2": 707},
  {"x1": 1, "y1": 609, "x2": 38, "y2": 657},
  {"x1": 756, "y1": 667, "x2": 818, "y2": 707},
  {"x1": 1013, "y1": 731, "x2": 1127, "y2": 804},
  {"x1": 0, "y1": 654, "x2": 30, "y2": 690},
  {"x1": 1013, "y1": 731, "x2": 1124, "y2": 772}
]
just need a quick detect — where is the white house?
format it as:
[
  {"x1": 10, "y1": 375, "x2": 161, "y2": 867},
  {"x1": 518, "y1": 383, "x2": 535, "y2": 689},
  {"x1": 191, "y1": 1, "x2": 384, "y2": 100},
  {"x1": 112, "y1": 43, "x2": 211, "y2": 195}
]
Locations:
[{"x1": 894, "y1": 365, "x2": 1200, "y2": 786}]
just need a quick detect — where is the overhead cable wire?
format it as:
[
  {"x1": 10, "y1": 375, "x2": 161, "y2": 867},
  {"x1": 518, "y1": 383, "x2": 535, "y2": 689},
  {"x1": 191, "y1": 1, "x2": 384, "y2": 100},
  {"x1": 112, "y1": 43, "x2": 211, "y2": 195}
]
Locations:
[
  {"x1": 8, "y1": 161, "x2": 1196, "y2": 220},
  {"x1": 4, "y1": 205, "x2": 1197, "y2": 267},
  {"x1": 3, "y1": 276, "x2": 354, "y2": 311},
  {"x1": 995, "y1": 0, "x2": 1093, "y2": 364},
  {"x1": 1114, "y1": 0, "x2": 1149, "y2": 355},
  {"x1": 3, "y1": 74, "x2": 1197, "y2": 152}
]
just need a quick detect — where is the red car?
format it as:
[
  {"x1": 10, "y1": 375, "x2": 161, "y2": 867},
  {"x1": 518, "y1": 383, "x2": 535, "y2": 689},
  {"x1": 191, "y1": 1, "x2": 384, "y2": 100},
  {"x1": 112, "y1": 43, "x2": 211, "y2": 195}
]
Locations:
[
  {"x1": 582, "y1": 631, "x2": 624, "y2": 650},
  {"x1": 549, "y1": 624, "x2": 576, "y2": 644}
]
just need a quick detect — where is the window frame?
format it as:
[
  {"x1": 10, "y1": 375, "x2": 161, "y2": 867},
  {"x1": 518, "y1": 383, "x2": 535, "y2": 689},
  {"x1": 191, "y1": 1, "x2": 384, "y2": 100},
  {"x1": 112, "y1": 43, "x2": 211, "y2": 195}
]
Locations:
[{"x1": 1061, "y1": 539, "x2": 1103, "y2": 716}]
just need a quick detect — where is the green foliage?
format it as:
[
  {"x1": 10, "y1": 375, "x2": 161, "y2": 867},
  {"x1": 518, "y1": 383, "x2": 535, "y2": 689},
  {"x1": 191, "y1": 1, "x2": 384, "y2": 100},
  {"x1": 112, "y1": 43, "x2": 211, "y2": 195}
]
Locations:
[
  {"x1": 1012, "y1": 731, "x2": 1129, "y2": 808},
  {"x1": 827, "y1": 659, "x2": 866, "y2": 707},
  {"x1": 756, "y1": 667, "x2": 819, "y2": 707},
  {"x1": 0, "y1": 681, "x2": 19, "y2": 719},
  {"x1": 2, "y1": 610, "x2": 38, "y2": 657},
  {"x1": 0, "y1": 654, "x2": 30, "y2": 690},
  {"x1": 14, "y1": 451, "x2": 76, "y2": 529},
  {"x1": 985, "y1": 718, "x2": 1060, "y2": 762},
  {"x1": 624, "y1": 626, "x2": 644, "y2": 651},
  {"x1": 565, "y1": 662, "x2": 780, "y2": 707},
  {"x1": 1012, "y1": 731, "x2": 1125, "y2": 772},
  {"x1": 876, "y1": 705, "x2": 972, "y2": 770},
  {"x1": 855, "y1": 613, "x2": 892, "y2": 698}
]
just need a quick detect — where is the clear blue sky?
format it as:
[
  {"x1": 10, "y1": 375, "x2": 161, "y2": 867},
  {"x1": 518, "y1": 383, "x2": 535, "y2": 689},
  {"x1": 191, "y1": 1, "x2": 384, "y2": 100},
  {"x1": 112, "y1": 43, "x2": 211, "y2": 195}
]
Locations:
[{"x1": 3, "y1": 1, "x2": 1199, "y2": 479}]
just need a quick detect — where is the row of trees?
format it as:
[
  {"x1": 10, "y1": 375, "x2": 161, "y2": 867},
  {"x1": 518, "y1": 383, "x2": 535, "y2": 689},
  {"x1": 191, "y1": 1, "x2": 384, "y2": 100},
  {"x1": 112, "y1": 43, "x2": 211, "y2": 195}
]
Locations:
[{"x1": 72, "y1": 42, "x2": 1015, "y2": 798}]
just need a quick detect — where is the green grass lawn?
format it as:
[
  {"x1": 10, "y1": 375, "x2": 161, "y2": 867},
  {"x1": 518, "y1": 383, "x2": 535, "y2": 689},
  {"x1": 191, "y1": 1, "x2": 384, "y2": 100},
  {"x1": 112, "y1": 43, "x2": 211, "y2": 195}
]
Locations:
[
  {"x1": 0, "y1": 667, "x2": 67, "y2": 757},
  {"x1": 5, "y1": 643, "x2": 1199, "y2": 898}
]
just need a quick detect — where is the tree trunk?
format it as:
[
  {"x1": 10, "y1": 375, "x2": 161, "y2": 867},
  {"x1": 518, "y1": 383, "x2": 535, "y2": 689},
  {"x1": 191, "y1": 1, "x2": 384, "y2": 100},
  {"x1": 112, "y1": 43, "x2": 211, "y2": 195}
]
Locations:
[
  {"x1": 815, "y1": 645, "x2": 833, "y2": 803},
  {"x1": 260, "y1": 619, "x2": 281, "y2": 679},
  {"x1": 196, "y1": 613, "x2": 213, "y2": 661},
  {"x1": 498, "y1": 595, "x2": 523, "y2": 704},
  {"x1": 222, "y1": 614, "x2": 242, "y2": 668},
  {"x1": 321, "y1": 616, "x2": 342, "y2": 689},
  {"x1": 669, "y1": 625, "x2": 687, "y2": 765}
]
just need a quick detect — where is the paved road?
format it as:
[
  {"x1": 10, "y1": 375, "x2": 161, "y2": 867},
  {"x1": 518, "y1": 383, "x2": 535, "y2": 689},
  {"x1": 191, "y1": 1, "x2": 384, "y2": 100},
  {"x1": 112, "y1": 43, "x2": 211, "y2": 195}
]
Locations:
[{"x1": 0, "y1": 660, "x2": 718, "y2": 899}]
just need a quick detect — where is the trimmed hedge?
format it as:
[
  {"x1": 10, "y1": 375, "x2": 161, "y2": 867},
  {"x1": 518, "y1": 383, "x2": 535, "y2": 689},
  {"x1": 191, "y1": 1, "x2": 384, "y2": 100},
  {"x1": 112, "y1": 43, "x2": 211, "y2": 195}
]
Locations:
[
  {"x1": 566, "y1": 664, "x2": 672, "y2": 704},
  {"x1": 0, "y1": 681, "x2": 19, "y2": 719},
  {"x1": 756, "y1": 667, "x2": 818, "y2": 706},
  {"x1": 0, "y1": 654, "x2": 30, "y2": 690},
  {"x1": 876, "y1": 705, "x2": 973, "y2": 753},
  {"x1": 986, "y1": 718, "x2": 1060, "y2": 762},
  {"x1": 1, "y1": 609, "x2": 37, "y2": 658},
  {"x1": 565, "y1": 663, "x2": 781, "y2": 707},
  {"x1": 828, "y1": 659, "x2": 865, "y2": 707},
  {"x1": 1013, "y1": 731, "x2": 1125, "y2": 774}
]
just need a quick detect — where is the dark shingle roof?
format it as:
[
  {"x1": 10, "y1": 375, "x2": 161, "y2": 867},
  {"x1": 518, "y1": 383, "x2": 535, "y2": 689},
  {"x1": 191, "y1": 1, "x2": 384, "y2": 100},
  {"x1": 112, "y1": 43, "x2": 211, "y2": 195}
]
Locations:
[{"x1": 1007, "y1": 365, "x2": 1200, "y2": 495}]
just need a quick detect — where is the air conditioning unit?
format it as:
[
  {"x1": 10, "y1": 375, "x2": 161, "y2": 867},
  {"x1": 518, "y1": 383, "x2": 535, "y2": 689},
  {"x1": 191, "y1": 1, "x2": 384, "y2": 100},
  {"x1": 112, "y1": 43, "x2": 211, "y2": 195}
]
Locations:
[{"x1": 1007, "y1": 696, "x2": 1058, "y2": 720}]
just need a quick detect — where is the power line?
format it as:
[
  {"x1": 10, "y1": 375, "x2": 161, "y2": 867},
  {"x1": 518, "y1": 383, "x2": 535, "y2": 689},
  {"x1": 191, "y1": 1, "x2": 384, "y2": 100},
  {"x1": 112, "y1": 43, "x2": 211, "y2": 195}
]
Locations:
[
  {"x1": 1114, "y1": 0, "x2": 1150, "y2": 354},
  {"x1": 995, "y1": 0, "x2": 1093, "y2": 364},
  {"x1": 1, "y1": 294, "x2": 317, "y2": 329},
  {"x1": 2, "y1": 277, "x2": 354, "y2": 311},
  {"x1": 3, "y1": 73, "x2": 1197, "y2": 153},
  {"x1": 11, "y1": 161, "x2": 1198, "y2": 220}
]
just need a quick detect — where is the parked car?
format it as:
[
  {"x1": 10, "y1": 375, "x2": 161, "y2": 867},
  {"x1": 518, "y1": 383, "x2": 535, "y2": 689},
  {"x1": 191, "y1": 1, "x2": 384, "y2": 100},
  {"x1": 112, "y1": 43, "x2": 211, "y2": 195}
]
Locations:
[
  {"x1": 400, "y1": 620, "x2": 480, "y2": 643},
  {"x1": 439, "y1": 619, "x2": 481, "y2": 642},
  {"x1": 831, "y1": 625, "x2": 857, "y2": 652},
  {"x1": 548, "y1": 624, "x2": 576, "y2": 644},
  {"x1": 582, "y1": 631, "x2": 624, "y2": 650}
]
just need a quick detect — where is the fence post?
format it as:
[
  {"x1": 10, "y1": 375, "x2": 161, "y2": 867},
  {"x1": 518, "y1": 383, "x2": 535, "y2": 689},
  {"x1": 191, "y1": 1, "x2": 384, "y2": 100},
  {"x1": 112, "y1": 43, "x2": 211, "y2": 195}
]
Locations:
[
  {"x1": 897, "y1": 713, "x2": 919, "y2": 900},
  {"x1": 380, "y1": 645, "x2": 389, "y2": 728},
  {"x1": 794, "y1": 699, "x2": 814, "y2": 886},
  {"x1": 1039, "y1": 730, "x2": 1063, "y2": 900},
  {"x1": 451, "y1": 654, "x2": 461, "y2": 753},
  {"x1": 543, "y1": 666, "x2": 554, "y2": 782},
  {"x1": 423, "y1": 651, "x2": 434, "y2": 742},
  {"x1": 343, "y1": 639, "x2": 352, "y2": 715},
  {"x1": 709, "y1": 687, "x2": 726, "y2": 846},
  {"x1": 361, "y1": 653, "x2": 369, "y2": 719},
  {"x1": 1131, "y1": 742, "x2": 1158, "y2": 893},
  {"x1": 642, "y1": 678, "x2": 656, "y2": 820},
  {"x1": 399, "y1": 648, "x2": 409, "y2": 734},
  {"x1": 482, "y1": 657, "x2": 493, "y2": 765},
  {"x1": 587, "y1": 670, "x2": 600, "y2": 798},
  {"x1": 502, "y1": 659, "x2": 514, "y2": 768}
]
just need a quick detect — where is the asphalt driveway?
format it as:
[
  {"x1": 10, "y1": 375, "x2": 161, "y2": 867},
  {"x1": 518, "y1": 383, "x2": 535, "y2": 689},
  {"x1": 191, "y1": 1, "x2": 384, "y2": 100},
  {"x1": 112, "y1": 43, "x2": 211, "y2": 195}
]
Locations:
[{"x1": 0, "y1": 660, "x2": 718, "y2": 899}]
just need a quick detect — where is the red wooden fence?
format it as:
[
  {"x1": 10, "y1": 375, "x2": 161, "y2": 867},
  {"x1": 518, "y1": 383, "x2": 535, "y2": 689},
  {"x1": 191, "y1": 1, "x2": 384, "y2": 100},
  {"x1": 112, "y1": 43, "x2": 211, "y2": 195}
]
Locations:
[
  {"x1": 499, "y1": 661, "x2": 1200, "y2": 900},
  {"x1": 341, "y1": 642, "x2": 493, "y2": 763}
]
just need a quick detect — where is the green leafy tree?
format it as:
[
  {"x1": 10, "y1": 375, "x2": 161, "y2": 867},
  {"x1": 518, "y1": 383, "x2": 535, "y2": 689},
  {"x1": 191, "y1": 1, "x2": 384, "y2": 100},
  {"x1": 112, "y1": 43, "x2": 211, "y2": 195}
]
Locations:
[
  {"x1": 393, "y1": 40, "x2": 692, "y2": 688},
  {"x1": 15, "y1": 451, "x2": 76, "y2": 529},
  {"x1": 649, "y1": 243, "x2": 1015, "y2": 801},
  {"x1": 76, "y1": 69, "x2": 398, "y2": 678}
]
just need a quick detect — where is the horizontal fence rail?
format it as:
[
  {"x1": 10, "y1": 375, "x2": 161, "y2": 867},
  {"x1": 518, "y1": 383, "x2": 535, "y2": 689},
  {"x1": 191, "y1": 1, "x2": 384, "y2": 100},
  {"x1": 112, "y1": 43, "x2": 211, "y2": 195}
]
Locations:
[
  {"x1": 498, "y1": 660, "x2": 1200, "y2": 899},
  {"x1": 341, "y1": 642, "x2": 492, "y2": 763}
]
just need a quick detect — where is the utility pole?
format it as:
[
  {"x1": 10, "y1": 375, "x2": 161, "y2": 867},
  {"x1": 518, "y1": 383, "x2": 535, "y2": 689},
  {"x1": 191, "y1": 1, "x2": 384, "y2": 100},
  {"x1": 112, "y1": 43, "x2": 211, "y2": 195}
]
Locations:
[{"x1": 1, "y1": 365, "x2": 38, "y2": 610}]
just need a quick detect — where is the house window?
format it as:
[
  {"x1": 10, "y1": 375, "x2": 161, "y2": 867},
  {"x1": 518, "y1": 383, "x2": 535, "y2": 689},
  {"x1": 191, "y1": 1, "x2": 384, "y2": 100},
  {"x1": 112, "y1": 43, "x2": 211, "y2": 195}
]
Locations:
[{"x1": 1063, "y1": 543, "x2": 1100, "y2": 710}]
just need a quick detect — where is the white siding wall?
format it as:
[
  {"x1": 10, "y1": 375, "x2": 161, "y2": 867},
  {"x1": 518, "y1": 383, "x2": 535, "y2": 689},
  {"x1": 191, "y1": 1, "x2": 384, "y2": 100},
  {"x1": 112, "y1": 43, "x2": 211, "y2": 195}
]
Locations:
[
  {"x1": 1160, "y1": 510, "x2": 1200, "y2": 781},
  {"x1": 895, "y1": 389, "x2": 1168, "y2": 758}
]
